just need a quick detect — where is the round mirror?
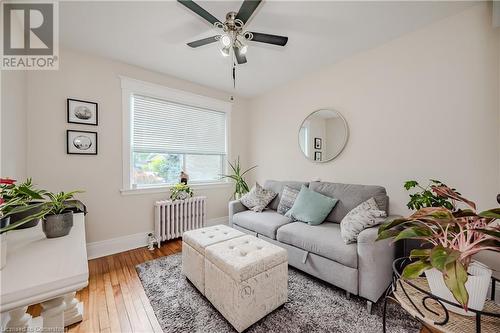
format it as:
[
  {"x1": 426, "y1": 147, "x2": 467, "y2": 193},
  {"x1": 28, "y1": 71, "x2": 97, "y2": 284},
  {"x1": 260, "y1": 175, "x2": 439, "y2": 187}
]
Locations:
[{"x1": 298, "y1": 109, "x2": 348, "y2": 163}]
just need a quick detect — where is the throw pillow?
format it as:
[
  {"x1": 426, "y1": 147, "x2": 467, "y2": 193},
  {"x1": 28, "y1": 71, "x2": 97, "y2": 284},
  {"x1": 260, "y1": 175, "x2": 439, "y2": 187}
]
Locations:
[
  {"x1": 285, "y1": 185, "x2": 338, "y2": 225},
  {"x1": 277, "y1": 186, "x2": 300, "y2": 215},
  {"x1": 340, "y1": 197, "x2": 387, "y2": 244},
  {"x1": 240, "y1": 182, "x2": 277, "y2": 212}
]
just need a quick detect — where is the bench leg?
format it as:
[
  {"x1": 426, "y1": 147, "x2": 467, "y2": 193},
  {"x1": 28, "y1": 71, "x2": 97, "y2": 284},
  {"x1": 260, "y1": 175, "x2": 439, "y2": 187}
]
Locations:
[{"x1": 367, "y1": 300, "x2": 373, "y2": 314}]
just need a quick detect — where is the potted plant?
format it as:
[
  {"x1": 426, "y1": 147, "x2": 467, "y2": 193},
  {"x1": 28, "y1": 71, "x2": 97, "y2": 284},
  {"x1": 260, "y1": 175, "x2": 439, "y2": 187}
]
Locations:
[
  {"x1": 170, "y1": 183, "x2": 193, "y2": 201},
  {"x1": 0, "y1": 178, "x2": 47, "y2": 229},
  {"x1": 220, "y1": 156, "x2": 257, "y2": 199},
  {"x1": 1, "y1": 190, "x2": 84, "y2": 238},
  {"x1": 377, "y1": 183, "x2": 500, "y2": 315}
]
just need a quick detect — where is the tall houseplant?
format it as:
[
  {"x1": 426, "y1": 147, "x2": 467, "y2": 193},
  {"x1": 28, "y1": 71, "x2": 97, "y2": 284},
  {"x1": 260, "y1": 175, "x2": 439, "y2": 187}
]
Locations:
[
  {"x1": 377, "y1": 184, "x2": 499, "y2": 314},
  {"x1": 220, "y1": 156, "x2": 257, "y2": 199}
]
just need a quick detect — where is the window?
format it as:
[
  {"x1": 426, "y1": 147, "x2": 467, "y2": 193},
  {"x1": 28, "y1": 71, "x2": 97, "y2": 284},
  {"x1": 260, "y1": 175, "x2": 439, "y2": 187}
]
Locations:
[{"x1": 121, "y1": 77, "x2": 231, "y2": 190}]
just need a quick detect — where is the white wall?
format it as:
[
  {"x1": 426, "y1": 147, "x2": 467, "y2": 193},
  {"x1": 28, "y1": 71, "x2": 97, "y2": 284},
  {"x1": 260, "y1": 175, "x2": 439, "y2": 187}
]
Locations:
[
  {"x1": 25, "y1": 48, "x2": 249, "y2": 243},
  {"x1": 1, "y1": 71, "x2": 27, "y2": 181},
  {"x1": 248, "y1": 4, "x2": 500, "y2": 214}
]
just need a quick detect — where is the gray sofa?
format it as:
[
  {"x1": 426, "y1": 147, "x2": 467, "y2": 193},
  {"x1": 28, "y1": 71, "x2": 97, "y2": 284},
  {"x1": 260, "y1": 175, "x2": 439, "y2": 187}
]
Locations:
[{"x1": 228, "y1": 180, "x2": 398, "y2": 311}]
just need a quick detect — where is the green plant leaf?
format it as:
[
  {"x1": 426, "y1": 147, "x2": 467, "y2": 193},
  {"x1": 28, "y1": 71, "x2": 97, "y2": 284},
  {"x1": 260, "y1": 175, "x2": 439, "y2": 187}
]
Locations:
[
  {"x1": 394, "y1": 227, "x2": 432, "y2": 241},
  {"x1": 375, "y1": 229, "x2": 400, "y2": 241},
  {"x1": 240, "y1": 165, "x2": 257, "y2": 177},
  {"x1": 378, "y1": 217, "x2": 411, "y2": 232},
  {"x1": 478, "y1": 208, "x2": 500, "y2": 219},
  {"x1": 402, "y1": 260, "x2": 432, "y2": 279},
  {"x1": 430, "y1": 245, "x2": 460, "y2": 271},
  {"x1": 443, "y1": 261, "x2": 469, "y2": 311},
  {"x1": 475, "y1": 229, "x2": 500, "y2": 239},
  {"x1": 404, "y1": 180, "x2": 418, "y2": 190},
  {"x1": 409, "y1": 248, "x2": 431, "y2": 259},
  {"x1": 453, "y1": 209, "x2": 477, "y2": 218}
]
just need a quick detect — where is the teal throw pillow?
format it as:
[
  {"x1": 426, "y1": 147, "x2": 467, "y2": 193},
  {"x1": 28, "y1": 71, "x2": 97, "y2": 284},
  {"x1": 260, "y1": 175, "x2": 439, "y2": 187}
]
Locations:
[{"x1": 285, "y1": 185, "x2": 338, "y2": 225}]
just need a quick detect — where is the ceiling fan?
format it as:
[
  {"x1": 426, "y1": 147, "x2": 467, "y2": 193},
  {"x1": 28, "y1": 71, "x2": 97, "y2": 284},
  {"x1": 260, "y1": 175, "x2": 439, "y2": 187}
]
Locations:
[{"x1": 178, "y1": 0, "x2": 288, "y2": 65}]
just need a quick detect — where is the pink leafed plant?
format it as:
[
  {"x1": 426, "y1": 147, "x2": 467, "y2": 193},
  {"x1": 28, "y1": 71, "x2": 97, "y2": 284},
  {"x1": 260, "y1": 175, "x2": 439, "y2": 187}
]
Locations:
[{"x1": 377, "y1": 184, "x2": 500, "y2": 311}]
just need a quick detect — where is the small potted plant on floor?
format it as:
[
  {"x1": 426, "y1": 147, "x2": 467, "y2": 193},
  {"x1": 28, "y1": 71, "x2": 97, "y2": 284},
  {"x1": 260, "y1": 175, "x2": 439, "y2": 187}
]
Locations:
[
  {"x1": 377, "y1": 183, "x2": 499, "y2": 315},
  {"x1": 220, "y1": 156, "x2": 257, "y2": 200}
]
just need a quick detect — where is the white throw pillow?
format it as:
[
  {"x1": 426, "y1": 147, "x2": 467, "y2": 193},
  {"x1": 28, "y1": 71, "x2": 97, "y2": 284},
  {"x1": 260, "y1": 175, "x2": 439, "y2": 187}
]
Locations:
[
  {"x1": 240, "y1": 182, "x2": 277, "y2": 212},
  {"x1": 340, "y1": 197, "x2": 387, "y2": 244}
]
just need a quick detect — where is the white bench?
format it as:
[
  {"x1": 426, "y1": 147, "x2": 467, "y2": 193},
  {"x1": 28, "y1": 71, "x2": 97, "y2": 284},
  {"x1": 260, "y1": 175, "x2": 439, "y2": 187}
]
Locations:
[
  {"x1": 181, "y1": 224, "x2": 244, "y2": 294},
  {"x1": 204, "y1": 235, "x2": 288, "y2": 332}
]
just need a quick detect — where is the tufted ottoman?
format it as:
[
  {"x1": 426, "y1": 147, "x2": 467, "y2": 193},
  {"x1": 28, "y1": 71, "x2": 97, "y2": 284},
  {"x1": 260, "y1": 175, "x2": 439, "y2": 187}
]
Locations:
[
  {"x1": 204, "y1": 235, "x2": 288, "y2": 332},
  {"x1": 182, "y1": 225, "x2": 244, "y2": 294}
]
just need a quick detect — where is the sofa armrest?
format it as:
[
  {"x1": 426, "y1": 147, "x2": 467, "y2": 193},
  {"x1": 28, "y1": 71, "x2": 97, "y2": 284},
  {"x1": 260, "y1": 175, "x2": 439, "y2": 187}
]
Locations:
[
  {"x1": 228, "y1": 200, "x2": 247, "y2": 226},
  {"x1": 357, "y1": 215, "x2": 400, "y2": 302}
]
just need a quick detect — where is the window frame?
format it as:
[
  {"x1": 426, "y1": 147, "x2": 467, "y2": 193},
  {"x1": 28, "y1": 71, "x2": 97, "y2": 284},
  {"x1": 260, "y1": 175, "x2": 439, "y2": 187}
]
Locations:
[{"x1": 120, "y1": 76, "x2": 232, "y2": 193}]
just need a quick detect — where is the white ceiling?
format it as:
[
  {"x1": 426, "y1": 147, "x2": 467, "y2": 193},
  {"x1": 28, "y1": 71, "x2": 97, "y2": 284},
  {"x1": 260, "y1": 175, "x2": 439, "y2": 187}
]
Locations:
[{"x1": 60, "y1": 1, "x2": 476, "y2": 97}]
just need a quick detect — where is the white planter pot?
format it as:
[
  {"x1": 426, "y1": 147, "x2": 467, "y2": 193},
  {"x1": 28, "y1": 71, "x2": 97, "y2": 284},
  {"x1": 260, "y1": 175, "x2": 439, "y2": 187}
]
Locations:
[
  {"x1": 0, "y1": 232, "x2": 7, "y2": 270},
  {"x1": 425, "y1": 261, "x2": 492, "y2": 316}
]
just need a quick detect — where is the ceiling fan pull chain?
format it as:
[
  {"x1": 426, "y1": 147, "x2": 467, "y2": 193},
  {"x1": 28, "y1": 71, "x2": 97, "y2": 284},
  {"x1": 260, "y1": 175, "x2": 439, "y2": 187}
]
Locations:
[{"x1": 232, "y1": 63, "x2": 236, "y2": 89}]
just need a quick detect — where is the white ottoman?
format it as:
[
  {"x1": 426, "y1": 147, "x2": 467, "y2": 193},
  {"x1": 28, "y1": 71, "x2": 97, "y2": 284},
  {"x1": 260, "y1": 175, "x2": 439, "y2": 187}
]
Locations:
[
  {"x1": 182, "y1": 225, "x2": 244, "y2": 294},
  {"x1": 204, "y1": 235, "x2": 288, "y2": 332}
]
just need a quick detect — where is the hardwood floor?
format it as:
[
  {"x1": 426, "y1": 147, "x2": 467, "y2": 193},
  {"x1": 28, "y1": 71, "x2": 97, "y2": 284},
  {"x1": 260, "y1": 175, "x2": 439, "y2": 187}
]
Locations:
[
  {"x1": 28, "y1": 238, "x2": 431, "y2": 333},
  {"x1": 28, "y1": 239, "x2": 182, "y2": 333}
]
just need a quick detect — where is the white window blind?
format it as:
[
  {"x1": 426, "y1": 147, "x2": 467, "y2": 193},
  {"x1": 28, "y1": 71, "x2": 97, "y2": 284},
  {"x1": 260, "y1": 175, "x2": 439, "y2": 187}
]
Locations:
[{"x1": 132, "y1": 94, "x2": 227, "y2": 155}]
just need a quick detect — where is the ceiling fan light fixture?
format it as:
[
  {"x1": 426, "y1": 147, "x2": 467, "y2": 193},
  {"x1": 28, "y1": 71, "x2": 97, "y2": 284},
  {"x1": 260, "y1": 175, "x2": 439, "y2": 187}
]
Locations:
[
  {"x1": 235, "y1": 39, "x2": 248, "y2": 54},
  {"x1": 220, "y1": 45, "x2": 231, "y2": 57},
  {"x1": 220, "y1": 34, "x2": 231, "y2": 47}
]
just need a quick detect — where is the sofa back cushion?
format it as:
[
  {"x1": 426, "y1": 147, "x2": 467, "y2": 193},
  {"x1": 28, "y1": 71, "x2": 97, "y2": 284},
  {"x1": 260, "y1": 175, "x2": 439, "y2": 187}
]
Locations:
[
  {"x1": 309, "y1": 182, "x2": 389, "y2": 223},
  {"x1": 263, "y1": 180, "x2": 309, "y2": 211}
]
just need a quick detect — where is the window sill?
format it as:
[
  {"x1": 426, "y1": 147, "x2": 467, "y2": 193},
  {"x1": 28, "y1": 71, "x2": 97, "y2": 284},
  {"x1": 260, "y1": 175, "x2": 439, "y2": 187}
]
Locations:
[{"x1": 120, "y1": 182, "x2": 232, "y2": 196}]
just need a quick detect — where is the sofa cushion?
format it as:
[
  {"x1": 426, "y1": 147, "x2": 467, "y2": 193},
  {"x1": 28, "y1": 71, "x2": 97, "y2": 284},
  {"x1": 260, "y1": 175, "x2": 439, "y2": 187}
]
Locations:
[
  {"x1": 285, "y1": 186, "x2": 338, "y2": 225},
  {"x1": 340, "y1": 197, "x2": 387, "y2": 244},
  {"x1": 309, "y1": 182, "x2": 388, "y2": 223},
  {"x1": 240, "y1": 182, "x2": 277, "y2": 212},
  {"x1": 277, "y1": 222, "x2": 358, "y2": 268},
  {"x1": 232, "y1": 210, "x2": 292, "y2": 239},
  {"x1": 263, "y1": 180, "x2": 309, "y2": 211},
  {"x1": 277, "y1": 186, "x2": 300, "y2": 215}
]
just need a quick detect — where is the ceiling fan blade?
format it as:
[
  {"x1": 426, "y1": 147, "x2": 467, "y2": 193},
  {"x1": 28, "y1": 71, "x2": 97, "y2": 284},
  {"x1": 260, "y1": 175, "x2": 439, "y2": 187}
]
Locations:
[
  {"x1": 236, "y1": 0, "x2": 262, "y2": 24},
  {"x1": 187, "y1": 36, "x2": 219, "y2": 48},
  {"x1": 234, "y1": 47, "x2": 247, "y2": 64},
  {"x1": 248, "y1": 32, "x2": 288, "y2": 46},
  {"x1": 177, "y1": 0, "x2": 221, "y2": 25}
]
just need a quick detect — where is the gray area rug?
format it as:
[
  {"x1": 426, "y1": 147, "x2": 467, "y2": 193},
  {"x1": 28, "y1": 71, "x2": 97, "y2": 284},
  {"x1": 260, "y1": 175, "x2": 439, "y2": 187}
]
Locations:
[{"x1": 136, "y1": 253, "x2": 420, "y2": 333}]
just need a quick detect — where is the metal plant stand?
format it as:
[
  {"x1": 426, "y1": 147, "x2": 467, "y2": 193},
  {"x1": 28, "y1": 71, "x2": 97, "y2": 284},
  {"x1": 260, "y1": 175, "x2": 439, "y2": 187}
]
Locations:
[{"x1": 383, "y1": 257, "x2": 500, "y2": 333}]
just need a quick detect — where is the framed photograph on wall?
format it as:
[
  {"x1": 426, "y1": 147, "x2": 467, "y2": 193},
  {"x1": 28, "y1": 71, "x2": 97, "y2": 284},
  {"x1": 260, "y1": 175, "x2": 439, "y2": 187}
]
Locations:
[
  {"x1": 314, "y1": 151, "x2": 322, "y2": 162},
  {"x1": 314, "y1": 137, "x2": 322, "y2": 149},
  {"x1": 67, "y1": 130, "x2": 98, "y2": 155},
  {"x1": 67, "y1": 98, "x2": 98, "y2": 125}
]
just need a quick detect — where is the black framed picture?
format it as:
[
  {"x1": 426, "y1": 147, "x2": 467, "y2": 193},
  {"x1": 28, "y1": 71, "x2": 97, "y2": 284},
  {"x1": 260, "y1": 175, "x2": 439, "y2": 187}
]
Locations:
[
  {"x1": 67, "y1": 130, "x2": 98, "y2": 155},
  {"x1": 314, "y1": 151, "x2": 322, "y2": 162},
  {"x1": 67, "y1": 98, "x2": 98, "y2": 125},
  {"x1": 314, "y1": 137, "x2": 322, "y2": 149}
]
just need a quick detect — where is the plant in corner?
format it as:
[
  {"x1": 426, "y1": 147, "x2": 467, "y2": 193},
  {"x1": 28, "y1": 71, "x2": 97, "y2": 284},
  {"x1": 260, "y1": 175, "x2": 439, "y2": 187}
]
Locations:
[
  {"x1": 220, "y1": 156, "x2": 257, "y2": 200},
  {"x1": 377, "y1": 183, "x2": 500, "y2": 314}
]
